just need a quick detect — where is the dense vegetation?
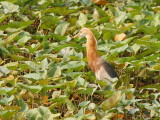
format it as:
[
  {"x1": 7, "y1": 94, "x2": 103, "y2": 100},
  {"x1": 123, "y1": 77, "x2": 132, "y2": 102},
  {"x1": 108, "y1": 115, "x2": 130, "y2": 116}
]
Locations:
[{"x1": 0, "y1": 0, "x2": 159, "y2": 119}]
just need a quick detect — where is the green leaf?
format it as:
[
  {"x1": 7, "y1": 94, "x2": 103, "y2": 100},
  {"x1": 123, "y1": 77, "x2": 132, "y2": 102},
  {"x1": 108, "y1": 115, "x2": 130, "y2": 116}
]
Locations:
[
  {"x1": 42, "y1": 85, "x2": 61, "y2": 91},
  {"x1": 17, "y1": 83, "x2": 42, "y2": 93},
  {"x1": 0, "y1": 87, "x2": 13, "y2": 95},
  {"x1": 9, "y1": 55, "x2": 26, "y2": 61},
  {"x1": 27, "y1": 43, "x2": 43, "y2": 53},
  {"x1": 88, "y1": 103, "x2": 96, "y2": 110},
  {"x1": 1, "y1": 1, "x2": 19, "y2": 14},
  {"x1": 100, "y1": 91, "x2": 121, "y2": 110},
  {"x1": 152, "y1": 63, "x2": 160, "y2": 70},
  {"x1": 78, "y1": 101, "x2": 90, "y2": 108},
  {"x1": 64, "y1": 117, "x2": 77, "y2": 120},
  {"x1": 52, "y1": 91, "x2": 61, "y2": 99},
  {"x1": 41, "y1": 15, "x2": 60, "y2": 30},
  {"x1": 23, "y1": 71, "x2": 47, "y2": 80},
  {"x1": 0, "y1": 44, "x2": 11, "y2": 55},
  {"x1": 48, "y1": 66, "x2": 61, "y2": 78},
  {"x1": 77, "y1": 13, "x2": 87, "y2": 27},
  {"x1": 40, "y1": 58, "x2": 49, "y2": 69},
  {"x1": 2, "y1": 32, "x2": 20, "y2": 45},
  {"x1": 26, "y1": 106, "x2": 60, "y2": 120},
  {"x1": 0, "y1": 66, "x2": 10, "y2": 74},
  {"x1": 42, "y1": 80, "x2": 77, "y2": 91},
  {"x1": 32, "y1": 33, "x2": 68, "y2": 41},
  {"x1": 54, "y1": 21, "x2": 70, "y2": 36},
  {"x1": 0, "y1": 14, "x2": 10, "y2": 23},
  {"x1": 42, "y1": 7, "x2": 79, "y2": 16},
  {"x1": 132, "y1": 43, "x2": 140, "y2": 54},
  {"x1": 24, "y1": 61, "x2": 39, "y2": 71},
  {"x1": 95, "y1": 6, "x2": 107, "y2": 18},
  {"x1": 0, "y1": 20, "x2": 34, "y2": 32},
  {"x1": 81, "y1": 0, "x2": 92, "y2": 5},
  {"x1": 52, "y1": 44, "x2": 84, "y2": 52},
  {"x1": 0, "y1": 95, "x2": 14, "y2": 105},
  {"x1": 50, "y1": 95, "x2": 68, "y2": 103},
  {"x1": 110, "y1": 44, "x2": 128, "y2": 55},
  {"x1": 18, "y1": 98, "x2": 28, "y2": 112},
  {"x1": 4, "y1": 62, "x2": 18, "y2": 67},
  {"x1": 17, "y1": 36, "x2": 31, "y2": 46},
  {"x1": 61, "y1": 61, "x2": 85, "y2": 70},
  {"x1": 141, "y1": 84, "x2": 160, "y2": 90},
  {"x1": 0, "y1": 109, "x2": 18, "y2": 120},
  {"x1": 115, "y1": 11, "x2": 127, "y2": 25},
  {"x1": 138, "y1": 26, "x2": 158, "y2": 35},
  {"x1": 76, "y1": 87, "x2": 97, "y2": 95}
]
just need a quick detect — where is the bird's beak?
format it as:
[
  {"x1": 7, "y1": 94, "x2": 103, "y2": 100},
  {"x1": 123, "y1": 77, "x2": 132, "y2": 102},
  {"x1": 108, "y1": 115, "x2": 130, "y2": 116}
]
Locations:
[{"x1": 73, "y1": 33, "x2": 80, "y2": 39}]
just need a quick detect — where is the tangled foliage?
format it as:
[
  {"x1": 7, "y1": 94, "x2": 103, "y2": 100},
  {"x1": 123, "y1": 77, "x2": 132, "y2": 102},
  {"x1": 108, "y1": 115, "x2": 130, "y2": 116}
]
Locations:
[{"x1": 0, "y1": 0, "x2": 159, "y2": 119}]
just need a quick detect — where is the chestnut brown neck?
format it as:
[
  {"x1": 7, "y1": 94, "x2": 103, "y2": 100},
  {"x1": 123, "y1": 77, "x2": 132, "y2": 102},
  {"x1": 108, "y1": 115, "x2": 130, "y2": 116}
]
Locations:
[{"x1": 86, "y1": 34, "x2": 99, "y2": 73}]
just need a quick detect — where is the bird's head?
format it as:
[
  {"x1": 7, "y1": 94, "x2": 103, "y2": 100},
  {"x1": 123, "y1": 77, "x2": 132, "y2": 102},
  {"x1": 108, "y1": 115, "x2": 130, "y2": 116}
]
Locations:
[{"x1": 74, "y1": 27, "x2": 93, "y2": 38}]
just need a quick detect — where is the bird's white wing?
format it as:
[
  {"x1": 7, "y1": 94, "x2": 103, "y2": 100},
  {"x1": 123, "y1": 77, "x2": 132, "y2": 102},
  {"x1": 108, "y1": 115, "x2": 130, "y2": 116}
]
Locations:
[
  {"x1": 95, "y1": 65, "x2": 111, "y2": 80},
  {"x1": 95, "y1": 59, "x2": 118, "y2": 84}
]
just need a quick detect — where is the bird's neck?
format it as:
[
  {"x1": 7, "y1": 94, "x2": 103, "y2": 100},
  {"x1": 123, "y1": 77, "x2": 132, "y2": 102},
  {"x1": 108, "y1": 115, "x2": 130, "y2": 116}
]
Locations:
[{"x1": 86, "y1": 35, "x2": 99, "y2": 72}]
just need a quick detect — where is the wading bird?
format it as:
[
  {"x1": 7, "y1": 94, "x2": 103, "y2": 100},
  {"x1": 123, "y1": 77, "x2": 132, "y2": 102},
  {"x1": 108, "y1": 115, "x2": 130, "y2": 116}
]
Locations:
[{"x1": 74, "y1": 28, "x2": 118, "y2": 85}]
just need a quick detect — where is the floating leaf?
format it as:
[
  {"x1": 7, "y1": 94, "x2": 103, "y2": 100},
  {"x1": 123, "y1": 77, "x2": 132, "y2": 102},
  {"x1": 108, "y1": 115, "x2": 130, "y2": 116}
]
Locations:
[
  {"x1": 26, "y1": 106, "x2": 60, "y2": 120},
  {"x1": 17, "y1": 36, "x2": 31, "y2": 46},
  {"x1": 0, "y1": 43, "x2": 11, "y2": 55},
  {"x1": 2, "y1": 32, "x2": 20, "y2": 45},
  {"x1": 0, "y1": 14, "x2": 10, "y2": 23},
  {"x1": 40, "y1": 58, "x2": 49, "y2": 69},
  {"x1": 88, "y1": 103, "x2": 96, "y2": 110},
  {"x1": 54, "y1": 21, "x2": 70, "y2": 36},
  {"x1": 132, "y1": 43, "x2": 140, "y2": 54},
  {"x1": 48, "y1": 66, "x2": 61, "y2": 78},
  {"x1": 152, "y1": 63, "x2": 160, "y2": 70},
  {"x1": 41, "y1": 15, "x2": 60, "y2": 30},
  {"x1": 95, "y1": 6, "x2": 107, "y2": 18},
  {"x1": 100, "y1": 91, "x2": 121, "y2": 110},
  {"x1": 52, "y1": 91, "x2": 61, "y2": 99},
  {"x1": 0, "y1": 87, "x2": 13, "y2": 95},
  {"x1": 77, "y1": 13, "x2": 87, "y2": 27},
  {"x1": 23, "y1": 71, "x2": 47, "y2": 80},
  {"x1": 25, "y1": 61, "x2": 40, "y2": 71},
  {"x1": 0, "y1": 95, "x2": 14, "y2": 105},
  {"x1": 0, "y1": 109, "x2": 19, "y2": 120},
  {"x1": 78, "y1": 101, "x2": 90, "y2": 108},
  {"x1": 81, "y1": 0, "x2": 92, "y2": 5},
  {"x1": 76, "y1": 87, "x2": 97, "y2": 95},
  {"x1": 0, "y1": 66, "x2": 10, "y2": 75},
  {"x1": 0, "y1": 20, "x2": 34, "y2": 32},
  {"x1": 42, "y1": 7, "x2": 79, "y2": 16},
  {"x1": 1, "y1": 1, "x2": 19, "y2": 14},
  {"x1": 141, "y1": 84, "x2": 160, "y2": 90},
  {"x1": 17, "y1": 83, "x2": 42, "y2": 93},
  {"x1": 61, "y1": 61, "x2": 85, "y2": 70}
]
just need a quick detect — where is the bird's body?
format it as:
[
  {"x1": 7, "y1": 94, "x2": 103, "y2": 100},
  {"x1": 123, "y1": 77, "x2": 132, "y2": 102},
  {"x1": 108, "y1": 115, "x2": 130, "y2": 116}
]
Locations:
[{"x1": 75, "y1": 28, "x2": 118, "y2": 84}]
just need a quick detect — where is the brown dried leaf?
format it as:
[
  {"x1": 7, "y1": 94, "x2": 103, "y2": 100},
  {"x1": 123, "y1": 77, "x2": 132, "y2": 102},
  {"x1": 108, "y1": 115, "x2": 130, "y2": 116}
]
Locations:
[
  {"x1": 42, "y1": 96, "x2": 50, "y2": 105},
  {"x1": 71, "y1": 93, "x2": 79, "y2": 101},
  {"x1": 113, "y1": 114, "x2": 124, "y2": 120},
  {"x1": 125, "y1": 105, "x2": 135, "y2": 109},
  {"x1": 4, "y1": 75, "x2": 14, "y2": 80},
  {"x1": 114, "y1": 33, "x2": 126, "y2": 41},
  {"x1": 91, "y1": 0, "x2": 108, "y2": 5},
  {"x1": 85, "y1": 110, "x2": 93, "y2": 114}
]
